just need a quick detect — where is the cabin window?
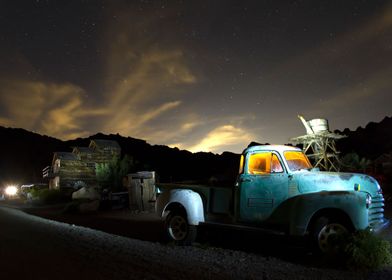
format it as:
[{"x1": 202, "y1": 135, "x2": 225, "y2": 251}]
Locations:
[
  {"x1": 284, "y1": 151, "x2": 312, "y2": 171},
  {"x1": 54, "y1": 159, "x2": 61, "y2": 173}
]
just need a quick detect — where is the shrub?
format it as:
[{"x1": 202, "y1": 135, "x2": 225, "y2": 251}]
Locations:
[
  {"x1": 344, "y1": 229, "x2": 392, "y2": 271},
  {"x1": 96, "y1": 154, "x2": 136, "y2": 192}
]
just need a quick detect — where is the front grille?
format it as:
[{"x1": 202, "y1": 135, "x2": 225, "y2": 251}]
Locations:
[{"x1": 368, "y1": 193, "x2": 385, "y2": 228}]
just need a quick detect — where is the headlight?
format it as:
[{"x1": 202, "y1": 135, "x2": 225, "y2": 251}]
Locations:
[
  {"x1": 366, "y1": 194, "x2": 372, "y2": 209},
  {"x1": 5, "y1": 186, "x2": 18, "y2": 196}
]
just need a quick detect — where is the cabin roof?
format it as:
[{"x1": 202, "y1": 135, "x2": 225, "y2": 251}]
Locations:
[
  {"x1": 54, "y1": 152, "x2": 78, "y2": 161},
  {"x1": 73, "y1": 147, "x2": 94, "y2": 154},
  {"x1": 90, "y1": 139, "x2": 121, "y2": 150}
]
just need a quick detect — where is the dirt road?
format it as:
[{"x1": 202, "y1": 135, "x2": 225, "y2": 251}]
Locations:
[{"x1": 1, "y1": 205, "x2": 381, "y2": 280}]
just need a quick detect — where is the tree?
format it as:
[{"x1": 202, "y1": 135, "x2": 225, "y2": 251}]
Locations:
[
  {"x1": 96, "y1": 155, "x2": 135, "y2": 192},
  {"x1": 341, "y1": 153, "x2": 371, "y2": 173}
]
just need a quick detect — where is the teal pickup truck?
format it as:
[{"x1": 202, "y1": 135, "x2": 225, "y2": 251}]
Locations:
[{"x1": 156, "y1": 145, "x2": 389, "y2": 253}]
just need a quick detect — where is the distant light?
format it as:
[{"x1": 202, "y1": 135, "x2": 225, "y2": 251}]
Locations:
[{"x1": 5, "y1": 186, "x2": 18, "y2": 196}]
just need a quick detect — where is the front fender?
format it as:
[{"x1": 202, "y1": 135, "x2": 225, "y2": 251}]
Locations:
[
  {"x1": 156, "y1": 189, "x2": 205, "y2": 225},
  {"x1": 271, "y1": 191, "x2": 369, "y2": 236}
]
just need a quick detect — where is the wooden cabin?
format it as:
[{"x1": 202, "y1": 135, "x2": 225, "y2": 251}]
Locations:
[
  {"x1": 44, "y1": 139, "x2": 121, "y2": 191},
  {"x1": 72, "y1": 147, "x2": 94, "y2": 161},
  {"x1": 88, "y1": 139, "x2": 121, "y2": 164}
]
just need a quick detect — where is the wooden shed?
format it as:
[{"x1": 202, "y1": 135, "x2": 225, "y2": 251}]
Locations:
[
  {"x1": 45, "y1": 139, "x2": 121, "y2": 191},
  {"x1": 72, "y1": 147, "x2": 94, "y2": 161},
  {"x1": 89, "y1": 139, "x2": 121, "y2": 164},
  {"x1": 49, "y1": 152, "x2": 96, "y2": 190}
]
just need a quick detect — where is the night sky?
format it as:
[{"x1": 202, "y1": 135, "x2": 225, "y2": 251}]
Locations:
[{"x1": 0, "y1": 1, "x2": 391, "y2": 153}]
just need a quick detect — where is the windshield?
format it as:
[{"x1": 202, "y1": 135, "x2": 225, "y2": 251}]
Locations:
[{"x1": 284, "y1": 151, "x2": 312, "y2": 171}]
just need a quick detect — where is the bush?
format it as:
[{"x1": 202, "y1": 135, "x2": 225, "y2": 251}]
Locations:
[
  {"x1": 344, "y1": 229, "x2": 392, "y2": 271},
  {"x1": 29, "y1": 189, "x2": 68, "y2": 205}
]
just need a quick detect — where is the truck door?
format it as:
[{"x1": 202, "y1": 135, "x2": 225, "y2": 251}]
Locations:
[{"x1": 236, "y1": 152, "x2": 288, "y2": 223}]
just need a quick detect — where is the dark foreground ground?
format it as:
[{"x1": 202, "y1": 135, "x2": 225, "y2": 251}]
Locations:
[
  {"x1": 1, "y1": 200, "x2": 392, "y2": 279},
  {"x1": 3, "y1": 200, "x2": 325, "y2": 266}
]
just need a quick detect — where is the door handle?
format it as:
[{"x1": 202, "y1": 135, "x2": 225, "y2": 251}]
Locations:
[{"x1": 239, "y1": 178, "x2": 252, "y2": 182}]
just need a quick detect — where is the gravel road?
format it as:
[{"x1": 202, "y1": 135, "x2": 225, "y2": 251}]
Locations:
[{"x1": 3, "y1": 205, "x2": 388, "y2": 280}]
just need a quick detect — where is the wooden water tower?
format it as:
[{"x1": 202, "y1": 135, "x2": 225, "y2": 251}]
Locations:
[{"x1": 290, "y1": 115, "x2": 345, "y2": 171}]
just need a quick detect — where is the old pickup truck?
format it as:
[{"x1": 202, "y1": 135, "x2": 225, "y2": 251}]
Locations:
[{"x1": 156, "y1": 145, "x2": 389, "y2": 253}]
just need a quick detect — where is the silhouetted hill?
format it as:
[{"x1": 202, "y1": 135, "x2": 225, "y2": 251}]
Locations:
[
  {"x1": 1, "y1": 116, "x2": 391, "y2": 186},
  {"x1": 64, "y1": 133, "x2": 240, "y2": 185},
  {"x1": 0, "y1": 127, "x2": 69, "y2": 185},
  {"x1": 335, "y1": 116, "x2": 392, "y2": 160},
  {"x1": 0, "y1": 127, "x2": 240, "y2": 186}
]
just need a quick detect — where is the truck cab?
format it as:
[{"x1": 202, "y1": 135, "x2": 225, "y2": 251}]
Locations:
[
  {"x1": 156, "y1": 145, "x2": 389, "y2": 253},
  {"x1": 235, "y1": 145, "x2": 306, "y2": 223}
]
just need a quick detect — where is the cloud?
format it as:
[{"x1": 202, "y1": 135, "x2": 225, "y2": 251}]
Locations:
[
  {"x1": 0, "y1": 4, "x2": 199, "y2": 143},
  {"x1": 101, "y1": 49, "x2": 196, "y2": 137},
  {"x1": 182, "y1": 125, "x2": 255, "y2": 153},
  {"x1": 0, "y1": 2, "x2": 258, "y2": 153},
  {"x1": 96, "y1": 5, "x2": 197, "y2": 139},
  {"x1": 299, "y1": 4, "x2": 392, "y2": 119},
  {"x1": 318, "y1": 69, "x2": 392, "y2": 109},
  {"x1": 261, "y1": 3, "x2": 392, "y2": 133},
  {"x1": 304, "y1": 67, "x2": 392, "y2": 130},
  {"x1": 0, "y1": 79, "x2": 105, "y2": 139},
  {"x1": 279, "y1": 3, "x2": 392, "y2": 70},
  {"x1": 181, "y1": 121, "x2": 202, "y2": 132},
  {"x1": 134, "y1": 115, "x2": 203, "y2": 145}
]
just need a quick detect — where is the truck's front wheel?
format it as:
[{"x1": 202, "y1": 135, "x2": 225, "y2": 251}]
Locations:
[
  {"x1": 312, "y1": 216, "x2": 350, "y2": 255},
  {"x1": 165, "y1": 211, "x2": 197, "y2": 245}
]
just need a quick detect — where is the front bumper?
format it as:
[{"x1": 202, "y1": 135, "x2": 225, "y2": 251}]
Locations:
[{"x1": 371, "y1": 218, "x2": 390, "y2": 233}]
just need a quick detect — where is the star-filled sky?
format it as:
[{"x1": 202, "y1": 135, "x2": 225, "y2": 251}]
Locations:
[{"x1": 0, "y1": 0, "x2": 391, "y2": 154}]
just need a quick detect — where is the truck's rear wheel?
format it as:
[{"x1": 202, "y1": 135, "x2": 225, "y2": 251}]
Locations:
[
  {"x1": 165, "y1": 211, "x2": 197, "y2": 245},
  {"x1": 312, "y1": 216, "x2": 350, "y2": 255}
]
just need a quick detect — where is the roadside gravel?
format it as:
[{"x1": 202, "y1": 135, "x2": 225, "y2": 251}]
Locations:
[{"x1": 0, "y1": 205, "x2": 377, "y2": 280}]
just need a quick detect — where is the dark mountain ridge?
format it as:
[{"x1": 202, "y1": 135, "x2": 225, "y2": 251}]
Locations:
[
  {"x1": 0, "y1": 116, "x2": 391, "y2": 186},
  {"x1": 0, "y1": 127, "x2": 240, "y2": 186},
  {"x1": 335, "y1": 116, "x2": 392, "y2": 160}
]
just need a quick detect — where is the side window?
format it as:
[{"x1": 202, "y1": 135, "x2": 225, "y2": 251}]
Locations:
[
  {"x1": 54, "y1": 159, "x2": 61, "y2": 173},
  {"x1": 248, "y1": 153, "x2": 284, "y2": 174},
  {"x1": 248, "y1": 153, "x2": 271, "y2": 174},
  {"x1": 271, "y1": 154, "x2": 284, "y2": 173}
]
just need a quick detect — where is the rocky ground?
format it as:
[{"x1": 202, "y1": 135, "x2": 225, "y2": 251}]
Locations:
[{"x1": 1, "y1": 200, "x2": 392, "y2": 279}]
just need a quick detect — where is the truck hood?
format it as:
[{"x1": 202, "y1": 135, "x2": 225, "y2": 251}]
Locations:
[{"x1": 292, "y1": 170, "x2": 381, "y2": 197}]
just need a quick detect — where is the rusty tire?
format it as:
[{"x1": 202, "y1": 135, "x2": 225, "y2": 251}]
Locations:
[
  {"x1": 165, "y1": 211, "x2": 197, "y2": 245},
  {"x1": 312, "y1": 216, "x2": 349, "y2": 255}
]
